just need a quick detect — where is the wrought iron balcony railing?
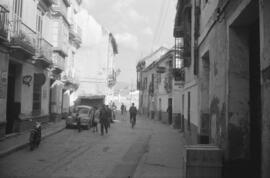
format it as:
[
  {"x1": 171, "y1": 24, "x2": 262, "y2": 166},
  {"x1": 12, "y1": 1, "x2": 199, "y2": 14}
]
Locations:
[
  {"x1": 0, "y1": 5, "x2": 9, "y2": 41},
  {"x1": 172, "y1": 68, "x2": 185, "y2": 82},
  {"x1": 10, "y1": 14, "x2": 37, "y2": 55}
]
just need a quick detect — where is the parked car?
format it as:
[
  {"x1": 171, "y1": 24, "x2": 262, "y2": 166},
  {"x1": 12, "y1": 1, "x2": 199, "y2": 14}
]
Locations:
[{"x1": 66, "y1": 105, "x2": 94, "y2": 130}]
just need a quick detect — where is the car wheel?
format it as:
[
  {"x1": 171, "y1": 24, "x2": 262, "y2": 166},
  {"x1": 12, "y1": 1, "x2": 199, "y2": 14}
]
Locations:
[{"x1": 86, "y1": 124, "x2": 90, "y2": 130}]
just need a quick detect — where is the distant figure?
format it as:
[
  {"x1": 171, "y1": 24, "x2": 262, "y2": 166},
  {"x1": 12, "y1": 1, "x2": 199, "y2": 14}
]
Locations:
[
  {"x1": 99, "y1": 104, "x2": 108, "y2": 135},
  {"x1": 92, "y1": 107, "x2": 99, "y2": 132},
  {"x1": 150, "y1": 103, "x2": 155, "y2": 120},
  {"x1": 111, "y1": 102, "x2": 117, "y2": 120},
  {"x1": 129, "y1": 103, "x2": 138, "y2": 125},
  {"x1": 167, "y1": 104, "x2": 172, "y2": 125},
  {"x1": 106, "y1": 105, "x2": 113, "y2": 128},
  {"x1": 121, "y1": 103, "x2": 125, "y2": 115}
]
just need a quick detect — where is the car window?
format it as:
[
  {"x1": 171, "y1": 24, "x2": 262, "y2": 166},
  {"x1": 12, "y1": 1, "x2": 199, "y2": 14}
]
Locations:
[{"x1": 77, "y1": 108, "x2": 89, "y2": 115}]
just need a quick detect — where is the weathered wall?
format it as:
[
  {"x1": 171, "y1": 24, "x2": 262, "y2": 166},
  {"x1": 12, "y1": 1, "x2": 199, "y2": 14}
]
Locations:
[
  {"x1": 228, "y1": 27, "x2": 250, "y2": 160},
  {"x1": 261, "y1": 0, "x2": 270, "y2": 177},
  {"x1": 182, "y1": 84, "x2": 199, "y2": 144},
  {"x1": 0, "y1": 47, "x2": 9, "y2": 137},
  {"x1": 198, "y1": 0, "x2": 248, "y2": 154}
]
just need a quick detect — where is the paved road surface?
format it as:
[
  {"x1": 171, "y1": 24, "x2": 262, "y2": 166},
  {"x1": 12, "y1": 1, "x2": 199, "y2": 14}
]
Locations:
[{"x1": 0, "y1": 113, "x2": 183, "y2": 178}]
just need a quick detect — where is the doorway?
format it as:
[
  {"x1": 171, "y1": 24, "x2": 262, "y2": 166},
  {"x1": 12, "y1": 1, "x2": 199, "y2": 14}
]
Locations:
[
  {"x1": 6, "y1": 62, "x2": 21, "y2": 134},
  {"x1": 227, "y1": 1, "x2": 261, "y2": 177},
  {"x1": 168, "y1": 98, "x2": 172, "y2": 124},
  {"x1": 200, "y1": 51, "x2": 210, "y2": 144},
  {"x1": 158, "y1": 98, "x2": 162, "y2": 120}
]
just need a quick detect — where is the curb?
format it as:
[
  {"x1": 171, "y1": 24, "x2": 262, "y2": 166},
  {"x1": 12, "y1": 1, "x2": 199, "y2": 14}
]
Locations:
[{"x1": 0, "y1": 126, "x2": 65, "y2": 159}]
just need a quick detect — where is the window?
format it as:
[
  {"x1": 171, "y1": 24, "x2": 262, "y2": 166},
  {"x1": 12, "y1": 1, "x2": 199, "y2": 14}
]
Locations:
[
  {"x1": 176, "y1": 58, "x2": 182, "y2": 68},
  {"x1": 188, "y1": 91, "x2": 191, "y2": 130},
  {"x1": 32, "y1": 74, "x2": 42, "y2": 114},
  {"x1": 182, "y1": 94, "x2": 185, "y2": 131},
  {"x1": 13, "y1": 0, "x2": 23, "y2": 17},
  {"x1": 36, "y1": 8, "x2": 43, "y2": 35},
  {"x1": 143, "y1": 77, "x2": 147, "y2": 90}
]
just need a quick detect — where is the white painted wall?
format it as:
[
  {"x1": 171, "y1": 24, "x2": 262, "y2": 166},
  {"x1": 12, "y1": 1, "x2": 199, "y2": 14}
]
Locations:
[{"x1": 20, "y1": 63, "x2": 50, "y2": 117}]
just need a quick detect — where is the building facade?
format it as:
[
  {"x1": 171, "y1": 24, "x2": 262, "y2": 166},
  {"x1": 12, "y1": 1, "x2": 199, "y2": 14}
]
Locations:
[
  {"x1": 136, "y1": 47, "x2": 168, "y2": 116},
  {"x1": 0, "y1": 0, "x2": 55, "y2": 137},
  {"x1": 174, "y1": 0, "x2": 270, "y2": 177},
  {"x1": 137, "y1": 47, "x2": 185, "y2": 128},
  {"x1": 49, "y1": 0, "x2": 82, "y2": 120},
  {"x1": 61, "y1": 0, "x2": 82, "y2": 115},
  {"x1": 0, "y1": 0, "x2": 83, "y2": 137}
]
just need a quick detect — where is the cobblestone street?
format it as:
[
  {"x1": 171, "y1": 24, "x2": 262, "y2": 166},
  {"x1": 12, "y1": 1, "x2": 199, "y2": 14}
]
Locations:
[{"x1": 0, "y1": 113, "x2": 185, "y2": 178}]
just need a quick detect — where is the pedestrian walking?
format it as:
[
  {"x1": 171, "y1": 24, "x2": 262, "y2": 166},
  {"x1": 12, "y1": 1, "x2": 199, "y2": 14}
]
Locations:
[
  {"x1": 111, "y1": 102, "x2": 117, "y2": 120},
  {"x1": 92, "y1": 107, "x2": 99, "y2": 133},
  {"x1": 129, "y1": 103, "x2": 138, "y2": 127},
  {"x1": 105, "y1": 105, "x2": 112, "y2": 128},
  {"x1": 167, "y1": 104, "x2": 172, "y2": 125},
  {"x1": 99, "y1": 104, "x2": 108, "y2": 135}
]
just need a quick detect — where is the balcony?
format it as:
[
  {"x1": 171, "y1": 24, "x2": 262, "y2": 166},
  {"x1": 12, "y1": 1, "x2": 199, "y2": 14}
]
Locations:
[
  {"x1": 53, "y1": 31, "x2": 68, "y2": 56},
  {"x1": 69, "y1": 24, "x2": 76, "y2": 39},
  {"x1": 172, "y1": 68, "x2": 185, "y2": 82},
  {"x1": 69, "y1": 24, "x2": 82, "y2": 46},
  {"x1": 10, "y1": 14, "x2": 37, "y2": 56},
  {"x1": 35, "y1": 37, "x2": 53, "y2": 68},
  {"x1": 0, "y1": 5, "x2": 9, "y2": 41},
  {"x1": 52, "y1": 53, "x2": 65, "y2": 73},
  {"x1": 51, "y1": 0, "x2": 69, "y2": 19}
]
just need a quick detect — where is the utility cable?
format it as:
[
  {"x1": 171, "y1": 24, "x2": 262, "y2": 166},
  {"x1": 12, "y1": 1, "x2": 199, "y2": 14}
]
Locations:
[
  {"x1": 151, "y1": 0, "x2": 166, "y2": 51},
  {"x1": 155, "y1": 0, "x2": 171, "y2": 46}
]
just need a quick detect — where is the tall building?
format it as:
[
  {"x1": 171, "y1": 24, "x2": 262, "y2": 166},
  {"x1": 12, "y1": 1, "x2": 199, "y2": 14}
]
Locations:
[
  {"x1": 49, "y1": 0, "x2": 82, "y2": 120},
  {"x1": 0, "y1": 0, "x2": 55, "y2": 136},
  {"x1": 173, "y1": 0, "x2": 270, "y2": 177},
  {"x1": 72, "y1": 10, "x2": 119, "y2": 103},
  {"x1": 61, "y1": 0, "x2": 82, "y2": 115}
]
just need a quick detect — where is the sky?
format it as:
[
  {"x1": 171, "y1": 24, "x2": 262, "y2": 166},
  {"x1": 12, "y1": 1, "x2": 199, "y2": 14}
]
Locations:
[{"x1": 81, "y1": 0, "x2": 178, "y2": 86}]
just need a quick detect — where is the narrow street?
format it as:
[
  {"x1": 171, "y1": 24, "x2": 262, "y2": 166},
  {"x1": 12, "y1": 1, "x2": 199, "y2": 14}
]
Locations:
[{"x1": 0, "y1": 113, "x2": 184, "y2": 178}]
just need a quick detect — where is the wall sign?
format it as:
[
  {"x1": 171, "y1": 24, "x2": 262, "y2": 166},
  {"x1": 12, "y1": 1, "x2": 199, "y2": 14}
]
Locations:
[{"x1": 23, "y1": 75, "x2": 32, "y2": 87}]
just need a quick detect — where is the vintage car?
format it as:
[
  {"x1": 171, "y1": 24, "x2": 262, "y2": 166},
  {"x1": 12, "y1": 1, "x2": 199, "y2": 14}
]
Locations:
[{"x1": 65, "y1": 105, "x2": 94, "y2": 129}]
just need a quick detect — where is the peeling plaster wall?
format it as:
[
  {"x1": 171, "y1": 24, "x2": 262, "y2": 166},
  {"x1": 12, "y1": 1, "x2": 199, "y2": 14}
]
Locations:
[
  {"x1": 261, "y1": 0, "x2": 270, "y2": 177},
  {"x1": 198, "y1": 0, "x2": 255, "y2": 157},
  {"x1": 228, "y1": 27, "x2": 250, "y2": 160},
  {"x1": 199, "y1": 18, "x2": 227, "y2": 148}
]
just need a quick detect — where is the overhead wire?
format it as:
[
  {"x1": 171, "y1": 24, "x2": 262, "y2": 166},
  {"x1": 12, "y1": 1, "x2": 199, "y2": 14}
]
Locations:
[
  {"x1": 151, "y1": 0, "x2": 171, "y2": 51},
  {"x1": 156, "y1": 0, "x2": 171, "y2": 46},
  {"x1": 151, "y1": 0, "x2": 166, "y2": 51}
]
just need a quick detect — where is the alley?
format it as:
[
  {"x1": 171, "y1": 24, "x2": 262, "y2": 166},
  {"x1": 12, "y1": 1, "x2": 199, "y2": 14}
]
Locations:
[{"x1": 0, "y1": 113, "x2": 184, "y2": 178}]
